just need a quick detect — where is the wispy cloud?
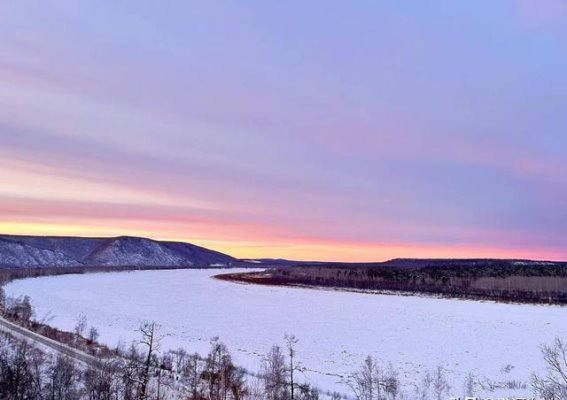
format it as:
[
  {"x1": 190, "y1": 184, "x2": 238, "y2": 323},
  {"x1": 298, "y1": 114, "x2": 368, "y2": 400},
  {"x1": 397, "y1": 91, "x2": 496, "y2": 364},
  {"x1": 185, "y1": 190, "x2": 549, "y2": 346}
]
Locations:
[{"x1": 0, "y1": 1, "x2": 565, "y2": 261}]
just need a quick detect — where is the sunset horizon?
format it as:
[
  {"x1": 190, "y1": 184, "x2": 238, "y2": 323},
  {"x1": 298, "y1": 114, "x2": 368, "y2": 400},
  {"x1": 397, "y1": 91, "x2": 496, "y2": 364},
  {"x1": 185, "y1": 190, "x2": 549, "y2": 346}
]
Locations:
[
  {"x1": 1, "y1": 3, "x2": 566, "y2": 399},
  {"x1": 2, "y1": 1, "x2": 566, "y2": 263},
  {"x1": 0, "y1": 228, "x2": 564, "y2": 263}
]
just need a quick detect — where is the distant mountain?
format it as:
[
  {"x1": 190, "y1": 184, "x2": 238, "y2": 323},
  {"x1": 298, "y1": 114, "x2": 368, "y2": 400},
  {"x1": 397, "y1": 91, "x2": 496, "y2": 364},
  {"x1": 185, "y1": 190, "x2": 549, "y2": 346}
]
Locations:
[
  {"x1": 0, "y1": 235, "x2": 243, "y2": 269},
  {"x1": 3, "y1": 235, "x2": 561, "y2": 271}
]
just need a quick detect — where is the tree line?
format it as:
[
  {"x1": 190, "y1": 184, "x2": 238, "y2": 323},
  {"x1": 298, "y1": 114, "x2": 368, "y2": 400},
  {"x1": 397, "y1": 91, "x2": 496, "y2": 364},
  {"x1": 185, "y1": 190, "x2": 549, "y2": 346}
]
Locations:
[
  {"x1": 256, "y1": 262, "x2": 567, "y2": 304},
  {"x1": 2, "y1": 323, "x2": 566, "y2": 400}
]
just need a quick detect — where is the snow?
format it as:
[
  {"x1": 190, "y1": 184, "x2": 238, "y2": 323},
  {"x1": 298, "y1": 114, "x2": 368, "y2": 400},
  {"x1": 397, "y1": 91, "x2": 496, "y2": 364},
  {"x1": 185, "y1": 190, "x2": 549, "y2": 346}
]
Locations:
[
  {"x1": 5, "y1": 269, "x2": 567, "y2": 398},
  {"x1": 89, "y1": 237, "x2": 192, "y2": 267},
  {"x1": 0, "y1": 239, "x2": 82, "y2": 268},
  {"x1": 0, "y1": 235, "x2": 236, "y2": 268}
]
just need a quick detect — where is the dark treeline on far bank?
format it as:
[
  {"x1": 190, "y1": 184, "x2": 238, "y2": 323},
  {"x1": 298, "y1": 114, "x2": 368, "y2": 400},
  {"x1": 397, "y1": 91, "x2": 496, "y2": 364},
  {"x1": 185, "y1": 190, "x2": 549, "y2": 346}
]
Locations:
[{"x1": 220, "y1": 259, "x2": 567, "y2": 304}]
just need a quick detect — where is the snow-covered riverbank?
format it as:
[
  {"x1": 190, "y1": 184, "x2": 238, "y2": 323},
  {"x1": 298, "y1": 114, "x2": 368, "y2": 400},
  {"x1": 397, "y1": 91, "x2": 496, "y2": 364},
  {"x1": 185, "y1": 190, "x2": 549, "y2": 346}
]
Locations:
[{"x1": 6, "y1": 268, "x2": 567, "y2": 397}]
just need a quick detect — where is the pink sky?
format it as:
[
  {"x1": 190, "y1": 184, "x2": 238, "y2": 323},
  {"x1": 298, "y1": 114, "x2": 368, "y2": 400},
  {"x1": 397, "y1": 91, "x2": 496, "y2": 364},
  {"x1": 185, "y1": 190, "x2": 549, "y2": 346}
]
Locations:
[{"x1": 0, "y1": 1, "x2": 566, "y2": 261}]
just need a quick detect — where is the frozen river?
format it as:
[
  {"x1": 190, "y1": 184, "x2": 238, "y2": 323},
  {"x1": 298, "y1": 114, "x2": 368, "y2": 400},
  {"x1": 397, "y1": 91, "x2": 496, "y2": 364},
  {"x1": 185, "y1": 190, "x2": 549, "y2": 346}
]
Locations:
[{"x1": 5, "y1": 268, "x2": 567, "y2": 397}]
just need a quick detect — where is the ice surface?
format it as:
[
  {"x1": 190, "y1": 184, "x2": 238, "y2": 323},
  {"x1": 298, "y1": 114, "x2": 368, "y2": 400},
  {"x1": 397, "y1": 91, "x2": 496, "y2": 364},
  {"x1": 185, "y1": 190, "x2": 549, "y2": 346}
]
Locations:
[{"x1": 5, "y1": 269, "x2": 567, "y2": 398}]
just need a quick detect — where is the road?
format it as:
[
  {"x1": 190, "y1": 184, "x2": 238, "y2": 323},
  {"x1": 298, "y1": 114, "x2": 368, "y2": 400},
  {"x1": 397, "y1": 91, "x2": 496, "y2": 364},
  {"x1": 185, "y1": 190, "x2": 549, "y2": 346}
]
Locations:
[{"x1": 0, "y1": 315, "x2": 99, "y2": 366}]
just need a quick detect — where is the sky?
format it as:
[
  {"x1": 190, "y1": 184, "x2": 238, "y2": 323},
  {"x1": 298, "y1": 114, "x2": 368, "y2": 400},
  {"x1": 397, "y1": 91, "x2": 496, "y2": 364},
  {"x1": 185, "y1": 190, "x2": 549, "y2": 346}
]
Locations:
[{"x1": 1, "y1": 1, "x2": 566, "y2": 261}]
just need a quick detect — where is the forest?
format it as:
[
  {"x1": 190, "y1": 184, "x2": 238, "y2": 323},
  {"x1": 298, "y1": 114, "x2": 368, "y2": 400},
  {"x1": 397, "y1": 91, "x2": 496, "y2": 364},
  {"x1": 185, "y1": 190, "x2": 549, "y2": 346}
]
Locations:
[{"x1": 219, "y1": 259, "x2": 567, "y2": 304}]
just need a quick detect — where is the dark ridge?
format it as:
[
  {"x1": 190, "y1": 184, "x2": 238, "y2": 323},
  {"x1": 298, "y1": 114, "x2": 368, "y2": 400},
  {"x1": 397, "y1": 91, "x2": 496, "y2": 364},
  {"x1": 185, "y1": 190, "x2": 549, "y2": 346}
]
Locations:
[{"x1": 0, "y1": 234, "x2": 252, "y2": 269}]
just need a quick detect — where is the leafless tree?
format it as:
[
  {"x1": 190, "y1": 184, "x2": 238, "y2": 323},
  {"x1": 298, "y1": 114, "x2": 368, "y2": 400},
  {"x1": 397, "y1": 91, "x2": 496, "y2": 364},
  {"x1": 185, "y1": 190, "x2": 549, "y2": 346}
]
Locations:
[
  {"x1": 204, "y1": 337, "x2": 226, "y2": 399},
  {"x1": 415, "y1": 370, "x2": 432, "y2": 400},
  {"x1": 123, "y1": 343, "x2": 143, "y2": 400},
  {"x1": 431, "y1": 367, "x2": 450, "y2": 400},
  {"x1": 74, "y1": 314, "x2": 88, "y2": 338},
  {"x1": 532, "y1": 337, "x2": 567, "y2": 400},
  {"x1": 182, "y1": 352, "x2": 205, "y2": 399},
  {"x1": 262, "y1": 345, "x2": 290, "y2": 400},
  {"x1": 83, "y1": 359, "x2": 124, "y2": 400},
  {"x1": 382, "y1": 364, "x2": 400, "y2": 400},
  {"x1": 0, "y1": 286, "x2": 5, "y2": 314},
  {"x1": 169, "y1": 348, "x2": 186, "y2": 376},
  {"x1": 136, "y1": 321, "x2": 160, "y2": 400},
  {"x1": 21, "y1": 295, "x2": 34, "y2": 325},
  {"x1": 347, "y1": 356, "x2": 382, "y2": 400},
  {"x1": 285, "y1": 334, "x2": 304, "y2": 400},
  {"x1": 89, "y1": 326, "x2": 100, "y2": 343},
  {"x1": 5, "y1": 295, "x2": 34, "y2": 325},
  {"x1": 246, "y1": 376, "x2": 267, "y2": 400},
  {"x1": 296, "y1": 383, "x2": 319, "y2": 400},
  {"x1": 347, "y1": 357, "x2": 400, "y2": 400},
  {"x1": 204, "y1": 337, "x2": 247, "y2": 400},
  {"x1": 46, "y1": 355, "x2": 80, "y2": 400},
  {"x1": 462, "y1": 372, "x2": 476, "y2": 399},
  {"x1": 227, "y1": 364, "x2": 247, "y2": 400},
  {"x1": 0, "y1": 337, "x2": 43, "y2": 399}
]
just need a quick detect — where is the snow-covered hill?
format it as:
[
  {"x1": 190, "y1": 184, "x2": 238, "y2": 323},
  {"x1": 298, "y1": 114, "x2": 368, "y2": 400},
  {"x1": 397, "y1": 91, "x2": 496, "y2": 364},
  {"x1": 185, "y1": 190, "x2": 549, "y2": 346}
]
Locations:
[
  {"x1": 0, "y1": 238, "x2": 83, "y2": 268},
  {"x1": 0, "y1": 234, "x2": 239, "y2": 268}
]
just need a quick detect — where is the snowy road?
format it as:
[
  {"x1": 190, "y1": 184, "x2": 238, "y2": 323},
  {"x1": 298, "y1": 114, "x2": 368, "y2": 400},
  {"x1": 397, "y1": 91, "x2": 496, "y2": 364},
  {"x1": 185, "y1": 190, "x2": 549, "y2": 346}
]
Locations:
[{"x1": 0, "y1": 315, "x2": 98, "y2": 366}]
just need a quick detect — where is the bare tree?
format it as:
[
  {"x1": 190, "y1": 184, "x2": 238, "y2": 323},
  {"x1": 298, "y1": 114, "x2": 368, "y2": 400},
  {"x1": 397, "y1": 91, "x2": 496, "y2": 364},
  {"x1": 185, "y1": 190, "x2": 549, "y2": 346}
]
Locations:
[
  {"x1": 123, "y1": 343, "x2": 143, "y2": 400},
  {"x1": 74, "y1": 314, "x2": 87, "y2": 338},
  {"x1": 382, "y1": 364, "x2": 400, "y2": 400},
  {"x1": 226, "y1": 363, "x2": 247, "y2": 400},
  {"x1": 83, "y1": 359, "x2": 124, "y2": 400},
  {"x1": 88, "y1": 326, "x2": 100, "y2": 343},
  {"x1": 347, "y1": 357, "x2": 401, "y2": 400},
  {"x1": 0, "y1": 337, "x2": 43, "y2": 399},
  {"x1": 170, "y1": 348, "x2": 186, "y2": 377},
  {"x1": 4, "y1": 295, "x2": 34, "y2": 325},
  {"x1": 262, "y1": 345, "x2": 290, "y2": 400},
  {"x1": 247, "y1": 376, "x2": 267, "y2": 400},
  {"x1": 347, "y1": 356, "x2": 382, "y2": 400},
  {"x1": 136, "y1": 321, "x2": 160, "y2": 400},
  {"x1": 21, "y1": 295, "x2": 34, "y2": 325},
  {"x1": 532, "y1": 338, "x2": 567, "y2": 400},
  {"x1": 296, "y1": 383, "x2": 319, "y2": 400},
  {"x1": 0, "y1": 286, "x2": 5, "y2": 315},
  {"x1": 462, "y1": 372, "x2": 476, "y2": 399},
  {"x1": 285, "y1": 334, "x2": 304, "y2": 400},
  {"x1": 46, "y1": 355, "x2": 79, "y2": 400},
  {"x1": 431, "y1": 367, "x2": 450, "y2": 400},
  {"x1": 182, "y1": 352, "x2": 204, "y2": 399},
  {"x1": 415, "y1": 370, "x2": 432, "y2": 400},
  {"x1": 203, "y1": 337, "x2": 247, "y2": 400}
]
